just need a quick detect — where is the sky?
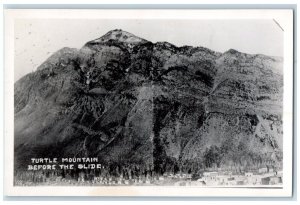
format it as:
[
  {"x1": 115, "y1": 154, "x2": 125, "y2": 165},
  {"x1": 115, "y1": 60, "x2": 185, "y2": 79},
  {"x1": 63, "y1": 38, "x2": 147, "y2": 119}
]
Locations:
[{"x1": 14, "y1": 19, "x2": 283, "y2": 81}]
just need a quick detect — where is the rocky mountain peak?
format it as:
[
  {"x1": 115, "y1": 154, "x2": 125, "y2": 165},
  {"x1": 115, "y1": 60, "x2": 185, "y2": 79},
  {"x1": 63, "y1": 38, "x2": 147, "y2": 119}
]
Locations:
[{"x1": 88, "y1": 29, "x2": 149, "y2": 45}]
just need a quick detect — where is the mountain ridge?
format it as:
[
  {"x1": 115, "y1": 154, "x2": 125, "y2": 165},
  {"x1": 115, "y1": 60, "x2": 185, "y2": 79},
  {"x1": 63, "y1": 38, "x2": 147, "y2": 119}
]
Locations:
[{"x1": 14, "y1": 29, "x2": 283, "y2": 174}]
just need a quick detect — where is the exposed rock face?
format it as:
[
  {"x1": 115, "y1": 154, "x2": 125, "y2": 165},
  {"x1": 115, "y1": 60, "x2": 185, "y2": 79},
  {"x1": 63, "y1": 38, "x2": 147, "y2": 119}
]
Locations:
[{"x1": 14, "y1": 29, "x2": 283, "y2": 172}]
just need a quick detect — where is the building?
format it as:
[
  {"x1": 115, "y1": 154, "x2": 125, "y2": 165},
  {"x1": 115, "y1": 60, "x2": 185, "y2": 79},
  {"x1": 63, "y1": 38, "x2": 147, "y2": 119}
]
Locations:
[
  {"x1": 276, "y1": 170, "x2": 283, "y2": 177},
  {"x1": 227, "y1": 177, "x2": 237, "y2": 186},
  {"x1": 245, "y1": 172, "x2": 253, "y2": 177},
  {"x1": 203, "y1": 172, "x2": 218, "y2": 181},
  {"x1": 216, "y1": 175, "x2": 229, "y2": 185},
  {"x1": 235, "y1": 176, "x2": 247, "y2": 185},
  {"x1": 202, "y1": 172, "x2": 219, "y2": 186},
  {"x1": 261, "y1": 177, "x2": 271, "y2": 185},
  {"x1": 247, "y1": 175, "x2": 262, "y2": 185},
  {"x1": 258, "y1": 167, "x2": 268, "y2": 174},
  {"x1": 269, "y1": 176, "x2": 282, "y2": 185}
]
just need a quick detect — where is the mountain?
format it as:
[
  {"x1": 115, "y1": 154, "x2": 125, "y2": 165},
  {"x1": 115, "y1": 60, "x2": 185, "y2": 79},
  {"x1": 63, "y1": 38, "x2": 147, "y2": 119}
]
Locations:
[{"x1": 14, "y1": 29, "x2": 283, "y2": 173}]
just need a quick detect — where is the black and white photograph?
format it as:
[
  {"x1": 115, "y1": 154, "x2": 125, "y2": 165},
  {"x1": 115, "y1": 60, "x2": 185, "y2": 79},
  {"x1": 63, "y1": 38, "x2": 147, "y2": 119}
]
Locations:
[{"x1": 4, "y1": 9, "x2": 294, "y2": 197}]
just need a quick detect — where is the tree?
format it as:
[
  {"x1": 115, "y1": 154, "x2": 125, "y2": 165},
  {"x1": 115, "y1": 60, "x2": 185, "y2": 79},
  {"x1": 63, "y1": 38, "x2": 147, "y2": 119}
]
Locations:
[{"x1": 203, "y1": 146, "x2": 222, "y2": 168}]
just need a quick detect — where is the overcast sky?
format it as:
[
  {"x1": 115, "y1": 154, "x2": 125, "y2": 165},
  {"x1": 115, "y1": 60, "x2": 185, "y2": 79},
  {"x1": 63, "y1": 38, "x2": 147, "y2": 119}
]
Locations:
[{"x1": 14, "y1": 19, "x2": 283, "y2": 82}]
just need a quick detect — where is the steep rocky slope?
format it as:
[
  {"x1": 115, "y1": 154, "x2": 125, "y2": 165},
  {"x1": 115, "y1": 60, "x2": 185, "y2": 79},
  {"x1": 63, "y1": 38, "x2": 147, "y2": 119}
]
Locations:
[{"x1": 14, "y1": 29, "x2": 283, "y2": 173}]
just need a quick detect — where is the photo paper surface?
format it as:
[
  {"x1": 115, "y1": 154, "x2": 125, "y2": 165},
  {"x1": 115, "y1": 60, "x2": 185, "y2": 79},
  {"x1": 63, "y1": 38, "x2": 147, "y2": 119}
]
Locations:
[{"x1": 4, "y1": 9, "x2": 294, "y2": 196}]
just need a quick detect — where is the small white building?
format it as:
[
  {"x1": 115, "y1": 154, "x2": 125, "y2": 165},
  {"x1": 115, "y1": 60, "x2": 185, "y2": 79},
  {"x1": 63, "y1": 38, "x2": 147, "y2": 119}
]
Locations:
[
  {"x1": 216, "y1": 175, "x2": 229, "y2": 185},
  {"x1": 246, "y1": 175, "x2": 262, "y2": 185},
  {"x1": 245, "y1": 172, "x2": 253, "y2": 177},
  {"x1": 269, "y1": 176, "x2": 281, "y2": 185},
  {"x1": 227, "y1": 179, "x2": 237, "y2": 186},
  {"x1": 202, "y1": 172, "x2": 219, "y2": 186},
  {"x1": 258, "y1": 167, "x2": 268, "y2": 174},
  {"x1": 203, "y1": 172, "x2": 218, "y2": 180},
  {"x1": 235, "y1": 176, "x2": 247, "y2": 185},
  {"x1": 276, "y1": 170, "x2": 283, "y2": 177}
]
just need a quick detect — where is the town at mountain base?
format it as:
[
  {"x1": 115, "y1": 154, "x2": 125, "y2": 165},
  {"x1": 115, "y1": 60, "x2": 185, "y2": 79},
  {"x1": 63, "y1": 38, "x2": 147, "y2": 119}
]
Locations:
[{"x1": 14, "y1": 29, "x2": 283, "y2": 186}]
